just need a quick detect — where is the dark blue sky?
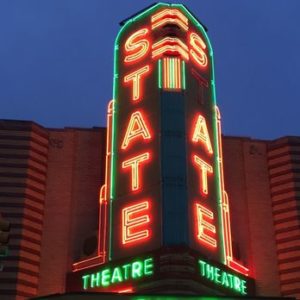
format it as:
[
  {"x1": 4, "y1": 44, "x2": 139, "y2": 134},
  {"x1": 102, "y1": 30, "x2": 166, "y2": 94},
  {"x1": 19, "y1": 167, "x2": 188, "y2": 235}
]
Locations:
[{"x1": 1, "y1": 1, "x2": 299, "y2": 139}]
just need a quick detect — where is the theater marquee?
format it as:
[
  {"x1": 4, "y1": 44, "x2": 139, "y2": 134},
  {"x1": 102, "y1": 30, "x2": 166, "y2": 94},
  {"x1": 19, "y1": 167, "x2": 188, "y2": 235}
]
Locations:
[{"x1": 67, "y1": 3, "x2": 253, "y2": 296}]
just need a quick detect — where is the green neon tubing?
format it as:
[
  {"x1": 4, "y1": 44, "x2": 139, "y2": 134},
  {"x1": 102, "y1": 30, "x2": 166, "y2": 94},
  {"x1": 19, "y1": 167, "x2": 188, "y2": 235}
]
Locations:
[
  {"x1": 158, "y1": 59, "x2": 162, "y2": 89},
  {"x1": 182, "y1": 60, "x2": 186, "y2": 90},
  {"x1": 110, "y1": 2, "x2": 226, "y2": 263}
]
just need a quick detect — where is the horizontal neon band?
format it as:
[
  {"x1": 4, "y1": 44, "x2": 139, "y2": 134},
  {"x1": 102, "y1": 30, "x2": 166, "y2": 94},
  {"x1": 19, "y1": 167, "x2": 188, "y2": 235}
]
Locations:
[
  {"x1": 152, "y1": 18, "x2": 188, "y2": 31},
  {"x1": 151, "y1": 8, "x2": 188, "y2": 24}
]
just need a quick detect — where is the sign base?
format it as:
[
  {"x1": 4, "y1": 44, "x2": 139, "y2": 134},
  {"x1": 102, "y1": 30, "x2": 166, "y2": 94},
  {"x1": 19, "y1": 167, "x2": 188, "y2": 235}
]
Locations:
[{"x1": 66, "y1": 246, "x2": 254, "y2": 296}]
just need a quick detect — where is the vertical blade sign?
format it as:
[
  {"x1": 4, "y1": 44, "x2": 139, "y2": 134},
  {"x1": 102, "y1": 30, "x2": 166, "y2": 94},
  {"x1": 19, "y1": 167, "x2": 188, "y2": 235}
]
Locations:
[{"x1": 97, "y1": 3, "x2": 248, "y2": 277}]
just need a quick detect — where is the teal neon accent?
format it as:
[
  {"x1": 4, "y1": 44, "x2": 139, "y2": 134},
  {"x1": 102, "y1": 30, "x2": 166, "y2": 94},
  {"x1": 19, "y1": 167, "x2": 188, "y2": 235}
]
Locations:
[
  {"x1": 158, "y1": 59, "x2": 162, "y2": 89},
  {"x1": 110, "y1": 45, "x2": 119, "y2": 262},
  {"x1": 109, "y1": 100, "x2": 116, "y2": 261},
  {"x1": 172, "y1": 58, "x2": 176, "y2": 89},
  {"x1": 211, "y1": 63, "x2": 226, "y2": 265},
  {"x1": 172, "y1": 57, "x2": 176, "y2": 89},
  {"x1": 169, "y1": 58, "x2": 174, "y2": 89},
  {"x1": 182, "y1": 60, "x2": 186, "y2": 90}
]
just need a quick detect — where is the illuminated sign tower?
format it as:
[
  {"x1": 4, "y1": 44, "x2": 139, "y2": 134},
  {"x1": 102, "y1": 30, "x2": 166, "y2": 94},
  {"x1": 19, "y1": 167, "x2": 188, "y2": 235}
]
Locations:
[{"x1": 68, "y1": 3, "x2": 254, "y2": 296}]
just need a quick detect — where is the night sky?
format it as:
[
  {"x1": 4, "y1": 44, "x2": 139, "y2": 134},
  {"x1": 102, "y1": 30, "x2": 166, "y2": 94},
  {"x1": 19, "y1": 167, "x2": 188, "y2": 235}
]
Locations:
[{"x1": 1, "y1": 1, "x2": 299, "y2": 140}]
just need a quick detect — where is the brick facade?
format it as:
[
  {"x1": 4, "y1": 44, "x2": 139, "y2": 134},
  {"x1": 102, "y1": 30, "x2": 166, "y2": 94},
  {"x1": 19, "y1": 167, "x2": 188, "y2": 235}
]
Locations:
[{"x1": 0, "y1": 120, "x2": 299, "y2": 299}]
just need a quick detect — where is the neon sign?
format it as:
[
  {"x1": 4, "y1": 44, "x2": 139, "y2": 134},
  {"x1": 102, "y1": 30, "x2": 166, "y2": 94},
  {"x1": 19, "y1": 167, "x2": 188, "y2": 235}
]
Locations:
[
  {"x1": 122, "y1": 200, "x2": 151, "y2": 245},
  {"x1": 124, "y1": 65, "x2": 150, "y2": 101},
  {"x1": 72, "y1": 253, "x2": 251, "y2": 295},
  {"x1": 189, "y1": 32, "x2": 208, "y2": 68},
  {"x1": 122, "y1": 153, "x2": 150, "y2": 191},
  {"x1": 82, "y1": 257, "x2": 154, "y2": 290},
  {"x1": 152, "y1": 37, "x2": 190, "y2": 61},
  {"x1": 121, "y1": 111, "x2": 152, "y2": 150},
  {"x1": 151, "y1": 8, "x2": 189, "y2": 31},
  {"x1": 196, "y1": 204, "x2": 217, "y2": 248},
  {"x1": 198, "y1": 259, "x2": 247, "y2": 295},
  {"x1": 159, "y1": 57, "x2": 185, "y2": 90},
  {"x1": 70, "y1": 3, "x2": 250, "y2": 293},
  {"x1": 192, "y1": 115, "x2": 213, "y2": 154},
  {"x1": 193, "y1": 155, "x2": 213, "y2": 195},
  {"x1": 124, "y1": 28, "x2": 150, "y2": 63}
]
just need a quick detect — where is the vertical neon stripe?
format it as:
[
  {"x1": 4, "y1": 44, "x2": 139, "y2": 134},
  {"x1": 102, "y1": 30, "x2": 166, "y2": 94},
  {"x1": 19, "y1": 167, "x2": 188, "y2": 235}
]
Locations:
[
  {"x1": 182, "y1": 60, "x2": 186, "y2": 90},
  {"x1": 164, "y1": 58, "x2": 167, "y2": 89},
  {"x1": 109, "y1": 43, "x2": 119, "y2": 261},
  {"x1": 158, "y1": 59, "x2": 162, "y2": 89},
  {"x1": 170, "y1": 58, "x2": 172, "y2": 89},
  {"x1": 167, "y1": 58, "x2": 170, "y2": 88},
  {"x1": 109, "y1": 100, "x2": 116, "y2": 261},
  {"x1": 163, "y1": 58, "x2": 167, "y2": 89},
  {"x1": 161, "y1": 57, "x2": 185, "y2": 90},
  {"x1": 172, "y1": 58, "x2": 175, "y2": 89},
  {"x1": 166, "y1": 58, "x2": 171, "y2": 89},
  {"x1": 178, "y1": 58, "x2": 180, "y2": 89},
  {"x1": 177, "y1": 58, "x2": 182, "y2": 89},
  {"x1": 211, "y1": 79, "x2": 225, "y2": 265},
  {"x1": 171, "y1": 58, "x2": 175, "y2": 89},
  {"x1": 174, "y1": 58, "x2": 177, "y2": 88},
  {"x1": 163, "y1": 59, "x2": 167, "y2": 89},
  {"x1": 216, "y1": 107, "x2": 249, "y2": 275},
  {"x1": 169, "y1": 57, "x2": 175, "y2": 89}
]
